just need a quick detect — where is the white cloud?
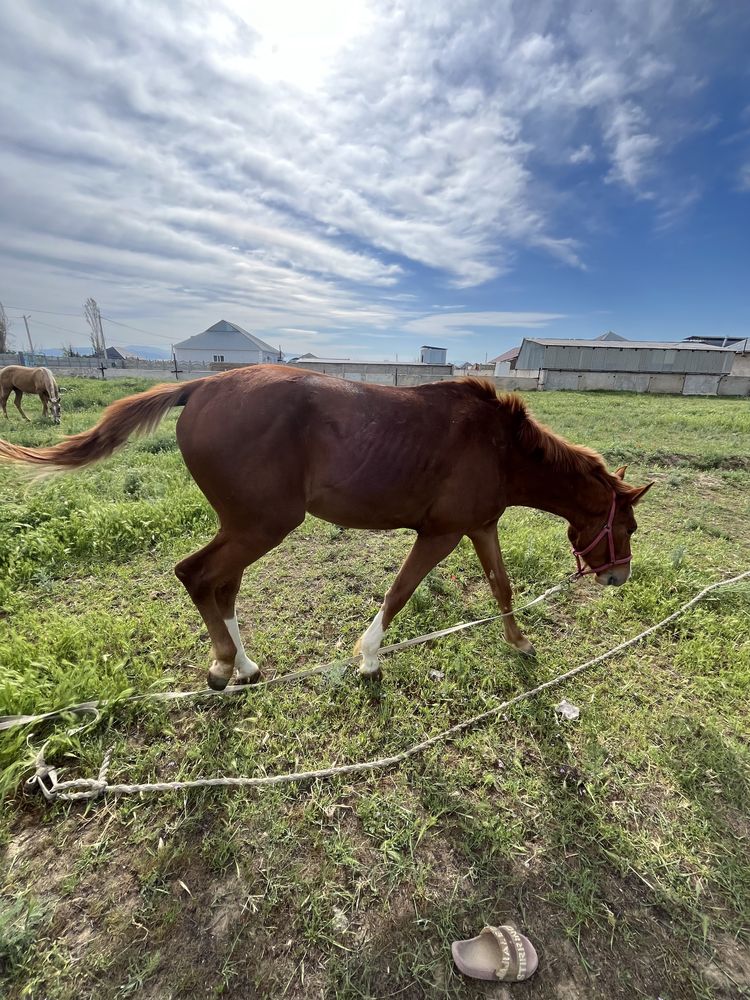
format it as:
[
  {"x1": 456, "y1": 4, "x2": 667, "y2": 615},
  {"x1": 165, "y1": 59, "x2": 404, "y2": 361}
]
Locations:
[
  {"x1": 404, "y1": 311, "x2": 566, "y2": 339},
  {"x1": 654, "y1": 184, "x2": 703, "y2": 229},
  {"x1": 570, "y1": 144, "x2": 595, "y2": 164},
  {"x1": 0, "y1": 0, "x2": 741, "y2": 350},
  {"x1": 604, "y1": 104, "x2": 661, "y2": 191}
]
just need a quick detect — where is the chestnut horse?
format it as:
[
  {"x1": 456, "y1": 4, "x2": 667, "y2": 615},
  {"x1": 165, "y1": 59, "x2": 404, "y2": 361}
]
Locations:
[
  {"x1": 0, "y1": 365, "x2": 61, "y2": 424},
  {"x1": 0, "y1": 366, "x2": 651, "y2": 688}
]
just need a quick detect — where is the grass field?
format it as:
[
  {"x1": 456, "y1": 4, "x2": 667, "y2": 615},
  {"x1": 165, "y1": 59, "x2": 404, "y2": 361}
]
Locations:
[{"x1": 1, "y1": 377, "x2": 749, "y2": 999}]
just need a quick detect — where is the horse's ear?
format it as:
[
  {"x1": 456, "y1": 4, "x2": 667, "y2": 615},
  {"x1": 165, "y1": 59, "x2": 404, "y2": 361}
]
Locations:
[
  {"x1": 628, "y1": 482, "x2": 654, "y2": 506},
  {"x1": 613, "y1": 465, "x2": 627, "y2": 480}
]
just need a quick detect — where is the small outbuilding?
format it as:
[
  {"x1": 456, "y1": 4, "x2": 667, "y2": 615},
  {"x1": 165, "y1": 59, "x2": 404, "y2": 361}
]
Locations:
[
  {"x1": 491, "y1": 346, "x2": 521, "y2": 374},
  {"x1": 420, "y1": 345, "x2": 447, "y2": 364},
  {"x1": 173, "y1": 320, "x2": 281, "y2": 367},
  {"x1": 516, "y1": 337, "x2": 734, "y2": 375}
]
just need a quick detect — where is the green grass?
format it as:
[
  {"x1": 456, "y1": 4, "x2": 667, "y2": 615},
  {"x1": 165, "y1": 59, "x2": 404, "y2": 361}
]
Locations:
[{"x1": 1, "y1": 379, "x2": 749, "y2": 999}]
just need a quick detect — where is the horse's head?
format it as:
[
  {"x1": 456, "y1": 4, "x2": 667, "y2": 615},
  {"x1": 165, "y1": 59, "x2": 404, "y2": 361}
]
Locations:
[
  {"x1": 50, "y1": 397, "x2": 61, "y2": 424},
  {"x1": 567, "y1": 467, "x2": 653, "y2": 585}
]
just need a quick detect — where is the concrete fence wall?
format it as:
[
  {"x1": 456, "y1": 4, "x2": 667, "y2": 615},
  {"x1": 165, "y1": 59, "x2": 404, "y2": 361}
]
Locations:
[
  {"x1": 718, "y1": 376, "x2": 750, "y2": 396},
  {"x1": 4, "y1": 352, "x2": 747, "y2": 395},
  {"x1": 0, "y1": 352, "x2": 208, "y2": 380},
  {"x1": 510, "y1": 369, "x2": 750, "y2": 396},
  {"x1": 490, "y1": 375, "x2": 540, "y2": 392}
]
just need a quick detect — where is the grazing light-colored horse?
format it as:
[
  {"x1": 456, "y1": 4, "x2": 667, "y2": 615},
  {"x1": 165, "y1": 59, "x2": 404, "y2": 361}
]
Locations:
[
  {"x1": 0, "y1": 367, "x2": 652, "y2": 687},
  {"x1": 0, "y1": 366, "x2": 61, "y2": 424}
]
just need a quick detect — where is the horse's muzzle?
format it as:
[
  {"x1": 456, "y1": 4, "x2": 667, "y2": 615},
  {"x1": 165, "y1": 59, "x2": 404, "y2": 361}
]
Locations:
[{"x1": 595, "y1": 565, "x2": 631, "y2": 586}]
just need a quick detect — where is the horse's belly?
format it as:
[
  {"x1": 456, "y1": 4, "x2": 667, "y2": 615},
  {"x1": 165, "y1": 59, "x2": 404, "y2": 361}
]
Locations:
[{"x1": 307, "y1": 487, "x2": 426, "y2": 531}]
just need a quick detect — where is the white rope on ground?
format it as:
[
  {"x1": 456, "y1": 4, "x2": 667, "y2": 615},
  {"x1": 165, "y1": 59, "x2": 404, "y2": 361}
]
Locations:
[
  {"x1": 3, "y1": 579, "x2": 571, "y2": 732},
  {"x1": 26, "y1": 570, "x2": 750, "y2": 805}
]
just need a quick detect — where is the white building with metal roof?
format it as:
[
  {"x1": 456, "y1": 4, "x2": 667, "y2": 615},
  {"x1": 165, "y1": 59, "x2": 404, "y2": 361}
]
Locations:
[
  {"x1": 516, "y1": 337, "x2": 734, "y2": 375},
  {"x1": 173, "y1": 320, "x2": 281, "y2": 367}
]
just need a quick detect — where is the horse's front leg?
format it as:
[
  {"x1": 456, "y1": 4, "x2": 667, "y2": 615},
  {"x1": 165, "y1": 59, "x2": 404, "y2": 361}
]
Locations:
[
  {"x1": 469, "y1": 523, "x2": 535, "y2": 656},
  {"x1": 355, "y1": 532, "x2": 462, "y2": 677},
  {"x1": 13, "y1": 390, "x2": 30, "y2": 422}
]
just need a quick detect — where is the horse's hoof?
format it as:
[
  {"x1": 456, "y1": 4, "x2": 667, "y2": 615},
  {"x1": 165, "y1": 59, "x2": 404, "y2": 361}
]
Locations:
[
  {"x1": 207, "y1": 665, "x2": 232, "y2": 690},
  {"x1": 517, "y1": 640, "x2": 536, "y2": 658},
  {"x1": 231, "y1": 669, "x2": 262, "y2": 686},
  {"x1": 357, "y1": 661, "x2": 382, "y2": 680}
]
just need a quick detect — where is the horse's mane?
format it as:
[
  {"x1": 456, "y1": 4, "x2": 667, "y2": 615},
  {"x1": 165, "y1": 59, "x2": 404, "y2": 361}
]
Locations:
[{"x1": 457, "y1": 380, "x2": 629, "y2": 494}]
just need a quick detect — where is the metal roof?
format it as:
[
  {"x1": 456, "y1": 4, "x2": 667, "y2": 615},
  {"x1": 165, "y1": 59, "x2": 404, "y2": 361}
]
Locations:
[
  {"x1": 174, "y1": 320, "x2": 278, "y2": 355},
  {"x1": 491, "y1": 346, "x2": 521, "y2": 363},
  {"x1": 683, "y1": 336, "x2": 749, "y2": 351},
  {"x1": 525, "y1": 338, "x2": 733, "y2": 351}
]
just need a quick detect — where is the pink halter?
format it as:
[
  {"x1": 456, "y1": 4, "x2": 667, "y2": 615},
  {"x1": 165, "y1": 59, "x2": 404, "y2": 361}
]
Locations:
[{"x1": 572, "y1": 490, "x2": 631, "y2": 578}]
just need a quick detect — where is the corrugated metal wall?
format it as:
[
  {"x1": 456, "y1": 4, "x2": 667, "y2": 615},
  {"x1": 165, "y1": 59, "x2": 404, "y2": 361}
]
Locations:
[{"x1": 516, "y1": 341, "x2": 733, "y2": 374}]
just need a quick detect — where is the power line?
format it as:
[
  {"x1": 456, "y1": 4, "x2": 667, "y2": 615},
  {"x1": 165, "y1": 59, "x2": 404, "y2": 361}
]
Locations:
[
  {"x1": 100, "y1": 315, "x2": 176, "y2": 343},
  {"x1": 5, "y1": 314, "x2": 153, "y2": 354},
  {"x1": 13, "y1": 316, "x2": 84, "y2": 339},
  {"x1": 5, "y1": 305, "x2": 175, "y2": 343},
  {"x1": 4, "y1": 305, "x2": 83, "y2": 318}
]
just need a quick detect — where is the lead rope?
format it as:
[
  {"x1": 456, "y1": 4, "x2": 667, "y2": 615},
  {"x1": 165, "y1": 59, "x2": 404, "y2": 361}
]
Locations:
[
  {"x1": 25, "y1": 570, "x2": 750, "y2": 804},
  {"x1": 4, "y1": 578, "x2": 572, "y2": 733}
]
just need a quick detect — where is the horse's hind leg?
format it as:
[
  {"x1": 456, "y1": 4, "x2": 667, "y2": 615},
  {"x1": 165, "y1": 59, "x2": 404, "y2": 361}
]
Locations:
[
  {"x1": 355, "y1": 532, "x2": 462, "y2": 676},
  {"x1": 0, "y1": 387, "x2": 8, "y2": 418},
  {"x1": 13, "y1": 390, "x2": 30, "y2": 422},
  {"x1": 469, "y1": 523, "x2": 535, "y2": 656},
  {"x1": 175, "y1": 524, "x2": 295, "y2": 690}
]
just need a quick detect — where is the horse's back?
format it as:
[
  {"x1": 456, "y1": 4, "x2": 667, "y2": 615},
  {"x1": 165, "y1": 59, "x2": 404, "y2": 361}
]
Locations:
[
  {"x1": 175, "y1": 365, "x2": 506, "y2": 532},
  {"x1": 0, "y1": 365, "x2": 25, "y2": 388}
]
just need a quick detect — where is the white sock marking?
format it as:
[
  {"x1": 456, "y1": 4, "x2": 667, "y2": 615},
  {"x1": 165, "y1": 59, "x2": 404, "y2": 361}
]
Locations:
[
  {"x1": 224, "y1": 615, "x2": 260, "y2": 679},
  {"x1": 359, "y1": 608, "x2": 384, "y2": 675}
]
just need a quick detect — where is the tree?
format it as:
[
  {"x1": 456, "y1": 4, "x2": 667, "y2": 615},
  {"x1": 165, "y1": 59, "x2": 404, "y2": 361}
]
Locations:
[
  {"x1": 84, "y1": 297, "x2": 106, "y2": 357},
  {"x1": 61, "y1": 342, "x2": 79, "y2": 358},
  {"x1": 0, "y1": 301, "x2": 11, "y2": 353}
]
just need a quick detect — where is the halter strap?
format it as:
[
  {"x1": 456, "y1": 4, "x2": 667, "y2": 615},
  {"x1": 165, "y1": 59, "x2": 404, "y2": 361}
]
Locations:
[{"x1": 572, "y1": 490, "x2": 631, "y2": 578}]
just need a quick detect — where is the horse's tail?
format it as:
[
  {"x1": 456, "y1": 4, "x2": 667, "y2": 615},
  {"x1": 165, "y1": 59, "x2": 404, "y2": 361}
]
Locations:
[{"x1": 0, "y1": 380, "x2": 204, "y2": 475}]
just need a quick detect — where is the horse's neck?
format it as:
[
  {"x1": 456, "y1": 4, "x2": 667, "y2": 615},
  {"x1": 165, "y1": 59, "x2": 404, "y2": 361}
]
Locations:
[
  {"x1": 40, "y1": 369, "x2": 56, "y2": 396},
  {"x1": 507, "y1": 453, "x2": 607, "y2": 528}
]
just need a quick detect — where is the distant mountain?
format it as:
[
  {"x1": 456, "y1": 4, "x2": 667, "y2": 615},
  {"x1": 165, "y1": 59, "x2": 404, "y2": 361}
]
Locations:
[
  {"x1": 35, "y1": 346, "x2": 92, "y2": 357},
  {"x1": 123, "y1": 344, "x2": 171, "y2": 360},
  {"x1": 31, "y1": 344, "x2": 171, "y2": 360}
]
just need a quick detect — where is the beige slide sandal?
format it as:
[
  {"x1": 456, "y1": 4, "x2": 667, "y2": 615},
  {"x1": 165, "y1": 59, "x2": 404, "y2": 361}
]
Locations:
[{"x1": 452, "y1": 923, "x2": 539, "y2": 982}]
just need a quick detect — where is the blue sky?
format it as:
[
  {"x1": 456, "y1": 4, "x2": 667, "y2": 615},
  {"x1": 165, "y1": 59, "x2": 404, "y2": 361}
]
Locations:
[{"x1": 0, "y1": 0, "x2": 748, "y2": 362}]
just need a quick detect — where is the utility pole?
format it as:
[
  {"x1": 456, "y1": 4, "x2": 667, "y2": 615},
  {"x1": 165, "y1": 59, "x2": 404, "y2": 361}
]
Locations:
[
  {"x1": 171, "y1": 349, "x2": 182, "y2": 381},
  {"x1": 84, "y1": 297, "x2": 107, "y2": 377},
  {"x1": 22, "y1": 314, "x2": 34, "y2": 356},
  {"x1": 98, "y1": 314, "x2": 107, "y2": 379}
]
